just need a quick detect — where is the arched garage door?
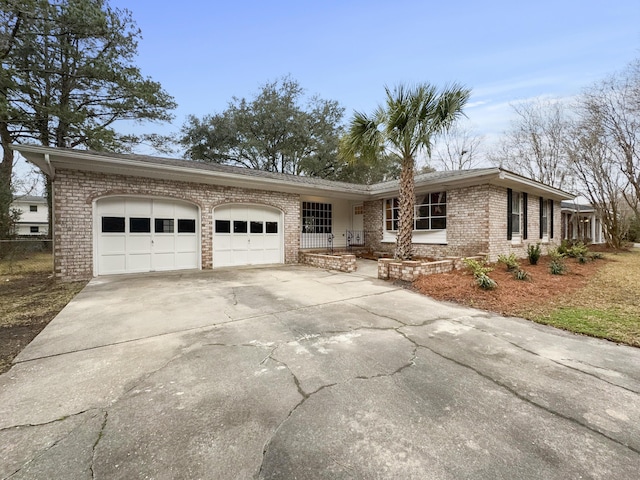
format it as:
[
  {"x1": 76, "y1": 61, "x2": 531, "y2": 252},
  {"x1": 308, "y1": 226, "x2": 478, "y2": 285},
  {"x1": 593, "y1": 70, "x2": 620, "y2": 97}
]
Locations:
[
  {"x1": 95, "y1": 197, "x2": 199, "y2": 275},
  {"x1": 213, "y1": 204, "x2": 283, "y2": 267}
]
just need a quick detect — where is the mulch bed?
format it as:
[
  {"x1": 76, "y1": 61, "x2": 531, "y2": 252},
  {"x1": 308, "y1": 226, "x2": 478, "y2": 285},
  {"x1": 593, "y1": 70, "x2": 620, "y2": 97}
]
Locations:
[{"x1": 413, "y1": 255, "x2": 607, "y2": 316}]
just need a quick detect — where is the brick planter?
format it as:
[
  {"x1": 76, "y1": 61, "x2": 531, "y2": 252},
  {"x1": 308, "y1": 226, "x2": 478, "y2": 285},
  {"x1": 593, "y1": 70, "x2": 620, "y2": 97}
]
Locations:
[
  {"x1": 299, "y1": 252, "x2": 357, "y2": 273},
  {"x1": 378, "y1": 255, "x2": 485, "y2": 282}
]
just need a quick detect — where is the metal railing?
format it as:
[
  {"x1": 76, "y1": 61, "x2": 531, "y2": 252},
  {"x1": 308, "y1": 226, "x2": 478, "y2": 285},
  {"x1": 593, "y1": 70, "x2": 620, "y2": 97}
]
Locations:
[{"x1": 300, "y1": 232, "x2": 334, "y2": 254}]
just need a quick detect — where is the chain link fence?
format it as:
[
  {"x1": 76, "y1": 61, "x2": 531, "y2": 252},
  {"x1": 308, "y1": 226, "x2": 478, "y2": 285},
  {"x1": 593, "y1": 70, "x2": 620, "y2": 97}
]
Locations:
[{"x1": 0, "y1": 239, "x2": 53, "y2": 275}]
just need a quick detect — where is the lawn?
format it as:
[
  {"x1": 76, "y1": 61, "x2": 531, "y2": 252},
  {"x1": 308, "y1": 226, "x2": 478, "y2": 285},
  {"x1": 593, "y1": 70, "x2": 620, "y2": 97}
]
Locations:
[
  {"x1": 0, "y1": 253, "x2": 87, "y2": 374},
  {"x1": 413, "y1": 247, "x2": 640, "y2": 347}
]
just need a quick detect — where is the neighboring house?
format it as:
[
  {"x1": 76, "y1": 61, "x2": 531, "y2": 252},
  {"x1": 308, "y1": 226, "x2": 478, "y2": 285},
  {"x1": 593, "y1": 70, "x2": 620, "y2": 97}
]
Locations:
[
  {"x1": 560, "y1": 201, "x2": 605, "y2": 245},
  {"x1": 11, "y1": 195, "x2": 49, "y2": 237},
  {"x1": 14, "y1": 145, "x2": 573, "y2": 281}
]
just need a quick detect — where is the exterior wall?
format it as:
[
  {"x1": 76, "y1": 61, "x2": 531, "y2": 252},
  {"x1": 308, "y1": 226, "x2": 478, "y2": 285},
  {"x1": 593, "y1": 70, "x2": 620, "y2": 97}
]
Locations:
[
  {"x1": 53, "y1": 169, "x2": 300, "y2": 281},
  {"x1": 487, "y1": 186, "x2": 562, "y2": 261}
]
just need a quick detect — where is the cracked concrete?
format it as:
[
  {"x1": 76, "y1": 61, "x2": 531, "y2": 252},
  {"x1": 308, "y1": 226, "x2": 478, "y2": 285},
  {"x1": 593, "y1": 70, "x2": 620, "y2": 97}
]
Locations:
[{"x1": 1, "y1": 265, "x2": 639, "y2": 479}]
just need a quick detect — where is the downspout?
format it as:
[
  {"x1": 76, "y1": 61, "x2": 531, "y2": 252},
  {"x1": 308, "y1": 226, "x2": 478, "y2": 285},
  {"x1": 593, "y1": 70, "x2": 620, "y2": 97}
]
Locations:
[{"x1": 44, "y1": 153, "x2": 56, "y2": 275}]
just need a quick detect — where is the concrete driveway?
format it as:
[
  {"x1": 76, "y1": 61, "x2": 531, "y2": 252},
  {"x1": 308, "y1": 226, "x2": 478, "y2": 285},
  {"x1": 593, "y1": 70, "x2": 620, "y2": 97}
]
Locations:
[{"x1": 1, "y1": 265, "x2": 639, "y2": 479}]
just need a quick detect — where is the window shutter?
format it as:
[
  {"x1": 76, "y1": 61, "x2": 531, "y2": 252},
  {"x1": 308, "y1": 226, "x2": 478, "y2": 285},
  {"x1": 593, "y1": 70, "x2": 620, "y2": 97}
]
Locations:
[
  {"x1": 549, "y1": 200, "x2": 554, "y2": 238},
  {"x1": 522, "y1": 193, "x2": 528, "y2": 240},
  {"x1": 539, "y1": 197, "x2": 544, "y2": 239},
  {"x1": 507, "y1": 189, "x2": 513, "y2": 240}
]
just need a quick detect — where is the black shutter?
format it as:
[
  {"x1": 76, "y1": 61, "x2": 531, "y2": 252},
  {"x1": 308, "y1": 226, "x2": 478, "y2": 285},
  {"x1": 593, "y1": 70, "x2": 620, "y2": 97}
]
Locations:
[
  {"x1": 539, "y1": 197, "x2": 544, "y2": 239},
  {"x1": 549, "y1": 200, "x2": 554, "y2": 238},
  {"x1": 507, "y1": 188, "x2": 513, "y2": 240},
  {"x1": 522, "y1": 193, "x2": 528, "y2": 240}
]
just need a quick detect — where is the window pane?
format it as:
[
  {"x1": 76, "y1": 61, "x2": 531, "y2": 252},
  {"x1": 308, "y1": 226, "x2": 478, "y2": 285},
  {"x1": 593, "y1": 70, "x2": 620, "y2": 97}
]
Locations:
[
  {"x1": 178, "y1": 219, "x2": 196, "y2": 233},
  {"x1": 250, "y1": 221, "x2": 263, "y2": 233},
  {"x1": 234, "y1": 220, "x2": 247, "y2": 233},
  {"x1": 215, "y1": 220, "x2": 230, "y2": 233},
  {"x1": 417, "y1": 204, "x2": 430, "y2": 218},
  {"x1": 30, "y1": 226, "x2": 39, "y2": 233},
  {"x1": 431, "y1": 204, "x2": 446, "y2": 216},
  {"x1": 266, "y1": 221, "x2": 278, "y2": 234},
  {"x1": 30, "y1": 205, "x2": 37, "y2": 212},
  {"x1": 154, "y1": 218, "x2": 174, "y2": 233},
  {"x1": 415, "y1": 218, "x2": 430, "y2": 230},
  {"x1": 431, "y1": 217, "x2": 446, "y2": 230},
  {"x1": 511, "y1": 213, "x2": 520, "y2": 233},
  {"x1": 130, "y1": 217, "x2": 151, "y2": 233},
  {"x1": 102, "y1": 216, "x2": 125, "y2": 233}
]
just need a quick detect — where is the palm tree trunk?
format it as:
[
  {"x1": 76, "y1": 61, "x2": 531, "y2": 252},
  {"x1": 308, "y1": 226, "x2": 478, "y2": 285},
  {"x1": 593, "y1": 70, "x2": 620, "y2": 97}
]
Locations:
[{"x1": 396, "y1": 157, "x2": 415, "y2": 260}]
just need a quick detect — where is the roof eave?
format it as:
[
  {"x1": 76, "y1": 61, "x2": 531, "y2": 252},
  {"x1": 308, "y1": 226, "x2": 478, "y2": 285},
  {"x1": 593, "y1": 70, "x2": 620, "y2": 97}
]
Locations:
[{"x1": 13, "y1": 145, "x2": 370, "y2": 200}]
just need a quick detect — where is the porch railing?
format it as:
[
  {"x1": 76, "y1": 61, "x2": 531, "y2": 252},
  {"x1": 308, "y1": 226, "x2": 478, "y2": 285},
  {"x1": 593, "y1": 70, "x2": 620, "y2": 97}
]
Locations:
[{"x1": 300, "y1": 233, "x2": 335, "y2": 254}]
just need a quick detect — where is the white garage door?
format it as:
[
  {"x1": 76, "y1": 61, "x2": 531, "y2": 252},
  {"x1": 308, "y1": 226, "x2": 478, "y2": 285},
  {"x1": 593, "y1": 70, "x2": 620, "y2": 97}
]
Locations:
[
  {"x1": 213, "y1": 205, "x2": 283, "y2": 267},
  {"x1": 96, "y1": 197, "x2": 199, "y2": 275}
]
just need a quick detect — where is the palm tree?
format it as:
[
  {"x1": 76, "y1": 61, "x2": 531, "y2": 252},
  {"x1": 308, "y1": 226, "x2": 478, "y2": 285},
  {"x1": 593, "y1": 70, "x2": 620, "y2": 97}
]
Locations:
[{"x1": 344, "y1": 83, "x2": 470, "y2": 259}]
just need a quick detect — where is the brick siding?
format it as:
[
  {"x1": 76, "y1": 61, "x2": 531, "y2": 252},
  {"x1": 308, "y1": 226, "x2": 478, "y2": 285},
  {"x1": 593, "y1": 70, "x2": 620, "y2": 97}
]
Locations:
[{"x1": 53, "y1": 169, "x2": 300, "y2": 281}]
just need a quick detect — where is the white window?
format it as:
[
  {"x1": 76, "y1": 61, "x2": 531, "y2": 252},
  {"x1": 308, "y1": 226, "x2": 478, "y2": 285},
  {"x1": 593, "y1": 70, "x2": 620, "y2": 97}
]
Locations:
[
  {"x1": 30, "y1": 205, "x2": 38, "y2": 212},
  {"x1": 511, "y1": 192, "x2": 521, "y2": 236},
  {"x1": 384, "y1": 192, "x2": 447, "y2": 231}
]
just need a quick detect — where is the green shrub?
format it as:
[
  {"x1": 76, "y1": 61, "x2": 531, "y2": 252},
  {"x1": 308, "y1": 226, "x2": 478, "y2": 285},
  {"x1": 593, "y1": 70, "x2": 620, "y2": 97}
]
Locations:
[
  {"x1": 548, "y1": 247, "x2": 567, "y2": 275},
  {"x1": 589, "y1": 252, "x2": 604, "y2": 260},
  {"x1": 549, "y1": 259, "x2": 567, "y2": 275},
  {"x1": 463, "y1": 258, "x2": 493, "y2": 277},
  {"x1": 476, "y1": 273, "x2": 497, "y2": 290},
  {"x1": 577, "y1": 255, "x2": 589, "y2": 264},
  {"x1": 513, "y1": 268, "x2": 530, "y2": 281},
  {"x1": 497, "y1": 253, "x2": 519, "y2": 271},
  {"x1": 463, "y1": 258, "x2": 497, "y2": 290},
  {"x1": 527, "y1": 243, "x2": 541, "y2": 265},
  {"x1": 565, "y1": 242, "x2": 589, "y2": 258}
]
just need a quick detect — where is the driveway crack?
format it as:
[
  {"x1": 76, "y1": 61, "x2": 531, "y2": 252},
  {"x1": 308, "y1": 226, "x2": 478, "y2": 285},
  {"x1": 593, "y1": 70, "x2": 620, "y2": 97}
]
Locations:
[
  {"x1": 255, "y1": 349, "x2": 337, "y2": 479},
  {"x1": 89, "y1": 411, "x2": 108, "y2": 479},
  {"x1": 413, "y1": 341, "x2": 640, "y2": 456}
]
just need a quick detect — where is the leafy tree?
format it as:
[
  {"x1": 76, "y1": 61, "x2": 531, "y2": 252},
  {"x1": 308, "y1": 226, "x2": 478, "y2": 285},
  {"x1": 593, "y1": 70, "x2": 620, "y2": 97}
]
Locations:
[
  {"x1": 343, "y1": 83, "x2": 470, "y2": 260},
  {"x1": 180, "y1": 76, "x2": 345, "y2": 177},
  {"x1": 489, "y1": 99, "x2": 571, "y2": 189},
  {"x1": 0, "y1": 0, "x2": 176, "y2": 237}
]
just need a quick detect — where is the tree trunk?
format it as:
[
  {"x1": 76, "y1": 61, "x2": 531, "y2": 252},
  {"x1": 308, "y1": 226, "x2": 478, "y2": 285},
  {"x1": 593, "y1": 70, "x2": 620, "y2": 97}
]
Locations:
[
  {"x1": 0, "y1": 122, "x2": 16, "y2": 239},
  {"x1": 395, "y1": 156, "x2": 415, "y2": 260}
]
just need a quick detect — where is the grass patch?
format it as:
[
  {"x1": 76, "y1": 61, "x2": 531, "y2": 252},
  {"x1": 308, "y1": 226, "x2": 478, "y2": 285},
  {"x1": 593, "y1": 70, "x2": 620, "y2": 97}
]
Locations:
[
  {"x1": 0, "y1": 254, "x2": 87, "y2": 373},
  {"x1": 534, "y1": 307, "x2": 640, "y2": 346},
  {"x1": 527, "y1": 249, "x2": 640, "y2": 347}
]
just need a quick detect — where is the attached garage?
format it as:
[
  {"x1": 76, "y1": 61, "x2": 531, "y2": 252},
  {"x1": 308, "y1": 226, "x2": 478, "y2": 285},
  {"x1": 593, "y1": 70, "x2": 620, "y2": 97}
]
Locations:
[
  {"x1": 213, "y1": 204, "x2": 283, "y2": 267},
  {"x1": 95, "y1": 197, "x2": 199, "y2": 275}
]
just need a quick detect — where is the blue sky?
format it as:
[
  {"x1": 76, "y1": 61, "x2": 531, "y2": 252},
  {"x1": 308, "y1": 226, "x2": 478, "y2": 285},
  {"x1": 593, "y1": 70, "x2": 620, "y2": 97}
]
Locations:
[
  {"x1": 108, "y1": 0, "x2": 640, "y2": 144},
  {"x1": 13, "y1": 0, "x2": 640, "y2": 184}
]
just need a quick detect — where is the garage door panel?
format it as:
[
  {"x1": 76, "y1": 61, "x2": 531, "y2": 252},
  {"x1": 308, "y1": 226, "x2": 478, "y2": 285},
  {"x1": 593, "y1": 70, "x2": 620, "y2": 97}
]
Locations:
[
  {"x1": 127, "y1": 253, "x2": 152, "y2": 272},
  {"x1": 154, "y1": 236, "x2": 175, "y2": 252},
  {"x1": 100, "y1": 235, "x2": 126, "y2": 254},
  {"x1": 96, "y1": 197, "x2": 199, "y2": 275},
  {"x1": 128, "y1": 235, "x2": 152, "y2": 253},
  {"x1": 176, "y1": 236, "x2": 197, "y2": 253}
]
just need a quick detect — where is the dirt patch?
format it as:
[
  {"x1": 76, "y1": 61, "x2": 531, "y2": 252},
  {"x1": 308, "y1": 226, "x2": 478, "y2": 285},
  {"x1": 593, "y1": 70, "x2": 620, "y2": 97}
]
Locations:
[
  {"x1": 0, "y1": 270, "x2": 86, "y2": 373},
  {"x1": 413, "y1": 255, "x2": 605, "y2": 316}
]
